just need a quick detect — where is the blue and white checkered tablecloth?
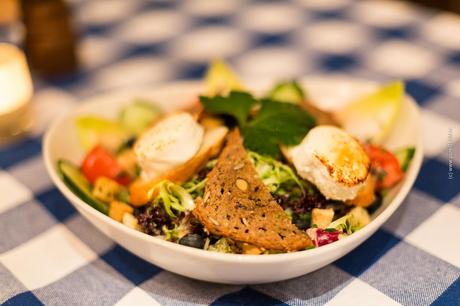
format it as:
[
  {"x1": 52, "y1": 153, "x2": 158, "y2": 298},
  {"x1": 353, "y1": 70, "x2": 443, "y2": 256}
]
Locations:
[{"x1": 1, "y1": 0, "x2": 460, "y2": 305}]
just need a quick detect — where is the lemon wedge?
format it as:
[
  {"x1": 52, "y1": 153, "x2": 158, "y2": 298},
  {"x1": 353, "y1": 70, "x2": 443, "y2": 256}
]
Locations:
[
  {"x1": 205, "y1": 59, "x2": 244, "y2": 96},
  {"x1": 333, "y1": 81, "x2": 404, "y2": 144}
]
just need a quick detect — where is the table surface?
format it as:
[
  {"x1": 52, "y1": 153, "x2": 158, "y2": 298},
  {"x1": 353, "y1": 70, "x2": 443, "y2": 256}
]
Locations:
[{"x1": 1, "y1": 0, "x2": 460, "y2": 305}]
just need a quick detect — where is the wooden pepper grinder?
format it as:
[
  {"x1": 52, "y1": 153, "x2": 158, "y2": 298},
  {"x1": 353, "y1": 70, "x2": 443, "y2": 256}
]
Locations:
[
  {"x1": 20, "y1": 0, "x2": 78, "y2": 76},
  {"x1": 0, "y1": 0, "x2": 23, "y2": 45}
]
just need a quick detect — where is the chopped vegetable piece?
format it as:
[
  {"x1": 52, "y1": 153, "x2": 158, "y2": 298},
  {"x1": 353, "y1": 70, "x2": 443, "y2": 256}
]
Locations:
[
  {"x1": 58, "y1": 160, "x2": 109, "y2": 215},
  {"x1": 393, "y1": 147, "x2": 415, "y2": 172},
  {"x1": 205, "y1": 59, "x2": 244, "y2": 95},
  {"x1": 109, "y1": 201, "x2": 133, "y2": 222},
  {"x1": 76, "y1": 116, "x2": 131, "y2": 152},
  {"x1": 81, "y1": 146, "x2": 131, "y2": 185},
  {"x1": 306, "y1": 228, "x2": 341, "y2": 247},
  {"x1": 267, "y1": 80, "x2": 305, "y2": 104},
  {"x1": 119, "y1": 100, "x2": 161, "y2": 135},
  {"x1": 348, "y1": 206, "x2": 371, "y2": 230},
  {"x1": 328, "y1": 206, "x2": 371, "y2": 234},
  {"x1": 316, "y1": 228, "x2": 341, "y2": 246},
  {"x1": 328, "y1": 215, "x2": 352, "y2": 234},
  {"x1": 334, "y1": 81, "x2": 404, "y2": 144},
  {"x1": 208, "y1": 238, "x2": 234, "y2": 253},
  {"x1": 116, "y1": 188, "x2": 131, "y2": 203},
  {"x1": 92, "y1": 177, "x2": 120, "y2": 203},
  {"x1": 365, "y1": 144, "x2": 403, "y2": 190}
]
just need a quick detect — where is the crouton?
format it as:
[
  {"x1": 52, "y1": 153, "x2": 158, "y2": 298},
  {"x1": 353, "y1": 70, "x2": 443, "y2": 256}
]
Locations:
[
  {"x1": 109, "y1": 201, "x2": 133, "y2": 222},
  {"x1": 312, "y1": 208, "x2": 334, "y2": 229},
  {"x1": 92, "y1": 177, "x2": 120, "y2": 203}
]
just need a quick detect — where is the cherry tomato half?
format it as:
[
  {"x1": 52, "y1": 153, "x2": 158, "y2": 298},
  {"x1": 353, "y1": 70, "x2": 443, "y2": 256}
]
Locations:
[
  {"x1": 81, "y1": 146, "x2": 130, "y2": 185},
  {"x1": 365, "y1": 144, "x2": 403, "y2": 190}
]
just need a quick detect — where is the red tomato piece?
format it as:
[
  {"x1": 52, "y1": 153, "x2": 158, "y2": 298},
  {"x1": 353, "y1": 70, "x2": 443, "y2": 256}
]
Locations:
[
  {"x1": 81, "y1": 146, "x2": 130, "y2": 185},
  {"x1": 365, "y1": 144, "x2": 403, "y2": 190}
]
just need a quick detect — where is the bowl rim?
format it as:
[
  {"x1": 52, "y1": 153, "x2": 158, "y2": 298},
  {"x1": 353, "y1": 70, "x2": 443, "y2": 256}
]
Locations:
[{"x1": 43, "y1": 78, "x2": 424, "y2": 264}]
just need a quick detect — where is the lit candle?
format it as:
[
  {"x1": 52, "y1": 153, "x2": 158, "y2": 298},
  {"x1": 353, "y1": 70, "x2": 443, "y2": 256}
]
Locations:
[{"x1": 0, "y1": 43, "x2": 33, "y2": 143}]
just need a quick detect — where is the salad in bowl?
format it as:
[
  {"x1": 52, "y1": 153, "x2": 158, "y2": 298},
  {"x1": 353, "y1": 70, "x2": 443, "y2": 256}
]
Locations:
[{"x1": 54, "y1": 61, "x2": 416, "y2": 255}]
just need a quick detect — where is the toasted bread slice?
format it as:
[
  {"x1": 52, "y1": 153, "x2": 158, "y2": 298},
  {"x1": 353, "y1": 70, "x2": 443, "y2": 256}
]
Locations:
[
  {"x1": 193, "y1": 129, "x2": 313, "y2": 252},
  {"x1": 130, "y1": 126, "x2": 228, "y2": 206}
]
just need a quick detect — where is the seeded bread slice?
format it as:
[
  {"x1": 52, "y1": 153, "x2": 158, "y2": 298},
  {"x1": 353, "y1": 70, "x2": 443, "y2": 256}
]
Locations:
[{"x1": 193, "y1": 129, "x2": 313, "y2": 252}]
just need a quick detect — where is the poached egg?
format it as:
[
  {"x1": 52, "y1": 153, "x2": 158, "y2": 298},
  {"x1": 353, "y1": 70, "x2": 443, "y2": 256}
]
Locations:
[
  {"x1": 134, "y1": 112, "x2": 204, "y2": 181},
  {"x1": 291, "y1": 126, "x2": 370, "y2": 201}
]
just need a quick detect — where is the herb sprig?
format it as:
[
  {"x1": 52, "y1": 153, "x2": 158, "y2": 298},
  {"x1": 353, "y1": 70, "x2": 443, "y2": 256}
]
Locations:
[{"x1": 199, "y1": 90, "x2": 315, "y2": 157}]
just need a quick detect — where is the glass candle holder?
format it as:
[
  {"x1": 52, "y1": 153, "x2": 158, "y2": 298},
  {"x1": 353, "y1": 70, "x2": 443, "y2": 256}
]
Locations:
[{"x1": 0, "y1": 43, "x2": 33, "y2": 143}]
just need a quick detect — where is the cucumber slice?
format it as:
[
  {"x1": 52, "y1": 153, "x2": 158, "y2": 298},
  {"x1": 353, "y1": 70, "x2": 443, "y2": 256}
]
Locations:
[
  {"x1": 394, "y1": 147, "x2": 415, "y2": 172},
  {"x1": 267, "y1": 81, "x2": 305, "y2": 104},
  {"x1": 58, "y1": 160, "x2": 109, "y2": 215},
  {"x1": 76, "y1": 116, "x2": 131, "y2": 152},
  {"x1": 119, "y1": 100, "x2": 161, "y2": 135},
  {"x1": 205, "y1": 59, "x2": 244, "y2": 96}
]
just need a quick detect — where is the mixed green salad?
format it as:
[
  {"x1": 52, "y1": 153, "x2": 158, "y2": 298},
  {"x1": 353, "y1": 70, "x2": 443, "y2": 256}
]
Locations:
[{"x1": 58, "y1": 60, "x2": 415, "y2": 254}]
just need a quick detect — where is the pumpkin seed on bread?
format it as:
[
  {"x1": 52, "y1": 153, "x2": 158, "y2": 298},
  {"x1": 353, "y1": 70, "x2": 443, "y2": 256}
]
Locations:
[{"x1": 193, "y1": 129, "x2": 313, "y2": 252}]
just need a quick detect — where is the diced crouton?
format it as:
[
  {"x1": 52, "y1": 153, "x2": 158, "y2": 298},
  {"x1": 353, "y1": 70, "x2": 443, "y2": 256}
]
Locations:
[
  {"x1": 92, "y1": 177, "x2": 120, "y2": 203},
  {"x1": 109, "y1": 201, "x2": 133, "y2": 222},
  {"x1": 312, "y1": 208, "x2": 335, "y2": 229},
  {"x1": 241, "y1": 243, "x2": 263, "y2": 255},
  {"x1": 349, "y1": 206, "x2": 370, "y2": 229},
  {"x1": 122, "y1": 212, "x2": 140, "y2": 230}
]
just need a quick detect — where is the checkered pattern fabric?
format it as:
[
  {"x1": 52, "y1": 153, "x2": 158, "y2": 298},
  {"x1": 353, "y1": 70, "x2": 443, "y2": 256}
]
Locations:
[{"x1": 1, "y1": 0, "x2": 459, "y2": 305}]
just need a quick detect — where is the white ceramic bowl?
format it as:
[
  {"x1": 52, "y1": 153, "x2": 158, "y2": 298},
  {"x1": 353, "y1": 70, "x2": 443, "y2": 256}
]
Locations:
[{"x1": 43, "y1": 77, "x2": 423, "y2": 284}]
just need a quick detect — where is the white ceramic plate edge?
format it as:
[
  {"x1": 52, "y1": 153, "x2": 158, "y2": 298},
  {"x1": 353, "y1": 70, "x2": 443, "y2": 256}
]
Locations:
[{"x1": 43, "y1": 78, "x2": 423, "y2": 283}]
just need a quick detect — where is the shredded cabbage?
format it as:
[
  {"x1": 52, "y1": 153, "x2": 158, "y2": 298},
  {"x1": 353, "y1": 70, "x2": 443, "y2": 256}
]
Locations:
[
  {"x1": 147, "y1": 180, "x2": 195, "y2": 218},
  {"x1": 248, "y1": 151, "x2": 304, "y2": 194},
  {"x1": 208, "y1": 238, "x2": 235, "y2": 253},
  {"x1": 182, "y1": 178, "x2": 207, "y2": 199},
  {"x1": 328, "y1": 215, "x2": 353, "y2": 235}
]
